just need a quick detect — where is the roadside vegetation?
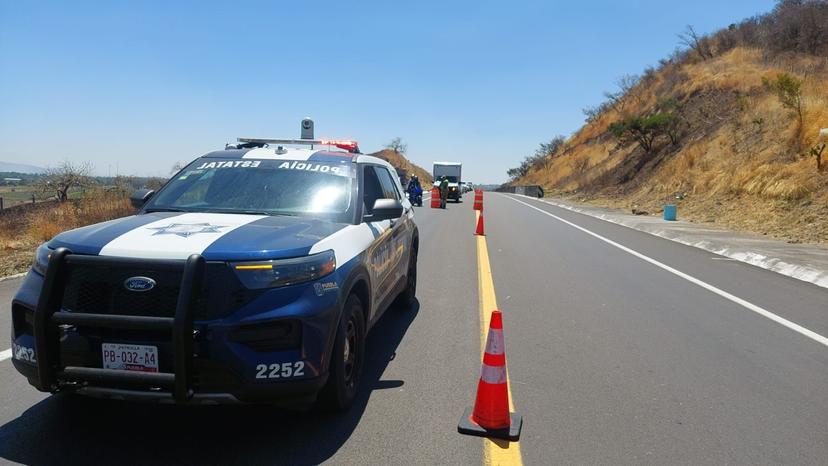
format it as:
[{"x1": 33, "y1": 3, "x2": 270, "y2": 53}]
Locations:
[
  {"x1": 0, "y1": 188, "x2": 135, "y2": 276},
  {"x1": 508, "y1": 0, "x2": 828, "y2": 245},
  {"x1": 0, "y1": 164, "x2": 166, "y2": 276}
]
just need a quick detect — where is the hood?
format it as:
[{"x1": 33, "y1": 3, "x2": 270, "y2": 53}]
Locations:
[{"x1": 48, "y1": 212, "x2": 348, "y2": 261}]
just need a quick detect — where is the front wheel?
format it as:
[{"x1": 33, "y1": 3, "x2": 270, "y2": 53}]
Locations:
[
  {"x1": 318, "y1": 295, "x2": 365, "y2": 411},
  {"x1": 394, "y1": 247, "x2": 418, "y2": 310}
]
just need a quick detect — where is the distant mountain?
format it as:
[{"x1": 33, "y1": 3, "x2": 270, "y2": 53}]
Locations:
[{"x1": 0, "y1": 161, "x2": 45, "y2": 174}]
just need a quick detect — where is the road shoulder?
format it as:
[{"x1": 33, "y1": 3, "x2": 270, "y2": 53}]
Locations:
[{"x1": 520, "y1": 195, "x2": 828, "y2": 289}]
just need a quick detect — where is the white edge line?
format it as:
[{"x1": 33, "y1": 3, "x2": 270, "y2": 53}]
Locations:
[
  {"x1": 0, "y1": 348, "x2": 11, "y2": 362},
  {"x1": 522, "y1": 195, "x2": 828, "y2": 289},
  {"x1": 505, "y1": 195, "x2": 828, "y2": 348}
]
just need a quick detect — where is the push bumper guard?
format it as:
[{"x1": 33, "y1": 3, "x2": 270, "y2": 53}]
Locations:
[{"x1": 33, "y1": 248, "x2": 205, "y2": 403}]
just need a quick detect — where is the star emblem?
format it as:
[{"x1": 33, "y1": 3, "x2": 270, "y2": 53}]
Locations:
[{"x1": 147, "y1": 223, "x2": 228, "y2": 238}]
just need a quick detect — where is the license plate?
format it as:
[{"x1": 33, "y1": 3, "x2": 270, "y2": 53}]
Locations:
[{"x1": 102, "y1": 343, "x2": 159, "y2": 373}]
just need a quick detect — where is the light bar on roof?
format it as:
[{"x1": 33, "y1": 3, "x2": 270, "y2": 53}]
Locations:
[
  {"x1": 238, "y1": 138, "x2": 320, "y2": 145},
  {"x1": 237, "y1": 138, "x2": 360, "y2": 153}
]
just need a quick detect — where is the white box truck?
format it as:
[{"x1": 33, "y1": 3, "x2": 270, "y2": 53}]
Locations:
[{"x1": 433, "y1": 162, "x2": 462, "y2": 202}]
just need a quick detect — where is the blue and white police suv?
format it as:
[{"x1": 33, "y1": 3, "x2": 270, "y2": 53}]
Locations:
[{"x1": 10, "y1": 122, "x2": 418, "y2": 410}]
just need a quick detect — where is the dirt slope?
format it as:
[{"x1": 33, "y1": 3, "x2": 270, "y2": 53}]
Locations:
[
  {"x1": 370, "y1": 149, "x2": 433, "y2": 184},
  {"x1": 515, "y1": 4, "x2": 828, "y2": 245}
]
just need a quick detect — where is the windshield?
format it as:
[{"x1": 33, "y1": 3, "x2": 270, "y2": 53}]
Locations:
[{"x1": 145, "y1": 158, "x2": 354, "y2": 218}]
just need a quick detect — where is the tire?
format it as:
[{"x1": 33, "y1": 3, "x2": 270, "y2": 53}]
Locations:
[
  {"x1": 318, "y1": 294, "x2": 365, "y2": 411},
  {"x1": 394, "y1": 247, "x2": 418, "y2": 310}
]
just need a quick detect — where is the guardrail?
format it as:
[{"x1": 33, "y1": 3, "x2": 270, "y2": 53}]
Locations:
[
  {"x1": 495, "y1": 185, "x2": 544, "y2": 198},
  {"x1": 0, "y1": 194, "x2": 38, "y2": 210}
]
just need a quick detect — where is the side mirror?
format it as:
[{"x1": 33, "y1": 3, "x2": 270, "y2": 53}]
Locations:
[
  {"x1": 130, "y1": 188, "x2": 155, "y2": 209},
  {"x1": 366, "y1": 198, "x2": 403, "y2": 222}
]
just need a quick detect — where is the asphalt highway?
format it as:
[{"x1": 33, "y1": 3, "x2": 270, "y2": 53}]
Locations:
[{"x1": 0, "y1": 192, "x2": 826, "y2": 465}]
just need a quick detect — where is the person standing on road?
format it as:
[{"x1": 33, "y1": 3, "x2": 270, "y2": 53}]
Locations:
[{"x1": 439, "y1": 176, "x2": 449, "y2": 209}]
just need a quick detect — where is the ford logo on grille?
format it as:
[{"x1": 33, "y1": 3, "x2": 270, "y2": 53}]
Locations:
[{"x1": 124, "y1": 276, "x2": 156, "y2": 292}]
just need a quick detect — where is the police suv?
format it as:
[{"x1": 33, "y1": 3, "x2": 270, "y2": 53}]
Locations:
[{"x1": 10, "y1": 122, "x2": 419, "y2": 410}]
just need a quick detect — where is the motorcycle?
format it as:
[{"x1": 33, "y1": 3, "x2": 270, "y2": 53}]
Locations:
[{"x1": 408, "y1": 186, "x2": 423, "y2": 207}]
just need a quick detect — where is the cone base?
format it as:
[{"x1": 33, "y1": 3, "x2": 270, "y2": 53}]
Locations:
[{"x1": 457, "y1": 407, "x2": 522, "y2": 441}]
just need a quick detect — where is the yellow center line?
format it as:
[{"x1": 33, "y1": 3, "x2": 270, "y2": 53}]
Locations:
[{"x1": 475, "y1": 209, "x2": 523, "y2": 466}]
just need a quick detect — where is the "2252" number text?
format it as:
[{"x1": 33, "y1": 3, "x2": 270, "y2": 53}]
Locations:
[{"x1": 255, "y1": 361, "x2": 305, "y2": 379}]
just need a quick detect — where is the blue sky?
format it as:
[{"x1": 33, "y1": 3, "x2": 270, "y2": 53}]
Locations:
[{"x1": 0, "y1": 0, "x2": 776, "y2": 183}]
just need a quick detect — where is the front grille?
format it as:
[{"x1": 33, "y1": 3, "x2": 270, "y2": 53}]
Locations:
[{"x1": 61, "y1": 261, "x2": 261, "y2": 320}]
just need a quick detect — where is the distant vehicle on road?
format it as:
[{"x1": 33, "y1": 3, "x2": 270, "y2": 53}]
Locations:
[
  {"x1": 432, "y1": 162, "x2": 462, "y2": 202},
  {"x1": 10, "y1": 120, "x2": 419, "y2": 411}
]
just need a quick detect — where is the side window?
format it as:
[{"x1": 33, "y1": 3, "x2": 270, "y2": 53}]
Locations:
[
  {"x1": 362, "y1": 166, "x2": 384, "y2": 214},
  {"x1": 375, "y1": 167, "x2": 401, "y2": 200}
]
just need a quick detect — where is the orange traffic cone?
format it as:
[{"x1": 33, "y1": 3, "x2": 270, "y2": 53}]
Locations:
[
  {"x1": 475, "y1": 213, "x2": 485, "y2": 236},
  {"x1": 458, "y1": 310, "x2": 522, "y2": 440},
  {"x1": 473, "y1": 190, "x2": 483, "y2": 211}
]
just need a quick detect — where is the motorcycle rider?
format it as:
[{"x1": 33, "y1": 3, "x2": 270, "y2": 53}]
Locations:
[{"x1": 407, "y1": 175, "x2": 423, "y2": 206}]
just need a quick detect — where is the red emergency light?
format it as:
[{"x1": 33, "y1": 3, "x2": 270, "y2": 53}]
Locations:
[{"x1": 320, "y1": 139, "x2": 360, "y2": 153}]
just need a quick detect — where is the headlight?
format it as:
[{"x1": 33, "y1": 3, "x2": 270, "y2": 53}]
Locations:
[
  {"x1": 231, "y1": 250, "x2": 336, "y2": 290},
  {"x1": 32, "y1": 243, "x2": 52, "y2": 276}
]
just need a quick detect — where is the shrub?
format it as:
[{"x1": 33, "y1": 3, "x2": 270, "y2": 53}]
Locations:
[{"x1": 609, "y1": 112, "x2": 681, "y2": 153}]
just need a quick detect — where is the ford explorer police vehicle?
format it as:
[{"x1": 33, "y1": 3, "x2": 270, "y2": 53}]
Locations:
[{"x1": 10, "y1": 120, "x2": 419, "y2": 410}]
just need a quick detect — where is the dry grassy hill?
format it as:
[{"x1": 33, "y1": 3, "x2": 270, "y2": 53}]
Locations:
[
  {"x1": 512, "y1": 1, "x2": 828, "y2": 245},
  {"x1": 370, "y1": 149, "x2": 433, "y2": 184}
]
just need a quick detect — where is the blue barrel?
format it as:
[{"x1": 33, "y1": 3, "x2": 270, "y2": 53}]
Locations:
[{"x1": 663, "y1": 204, "x2": 677, "y2": 221}]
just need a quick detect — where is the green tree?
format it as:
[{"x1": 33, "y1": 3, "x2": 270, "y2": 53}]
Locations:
[
  {"x1": 609, "y1": 114, "x2": 680, "y2": 153},
  {"x1": 609, "y1": 101, "x2": 682, "y2": 153},
  {"x1": 763, "y1": 73, "x2": 804, "y2": 143}
]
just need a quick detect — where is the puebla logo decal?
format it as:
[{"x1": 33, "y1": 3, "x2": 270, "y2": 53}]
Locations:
[
  {"x1": 313, "y1": 281, "x2": 339, "y2": 296},
  {"x1": 124, "y1": 276, "x2": 157, "y2": 292},
  {"x1": 148, "y1": 223, "x2": 227, "y2": 238}
]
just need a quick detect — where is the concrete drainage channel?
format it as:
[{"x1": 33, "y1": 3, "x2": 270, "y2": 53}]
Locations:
[
  {"x1": 513, "y1": 194, "x2": 828, "y2": 290},
  {"x1": 0, "y1": 272, "x2": 27, "y2": 282}
]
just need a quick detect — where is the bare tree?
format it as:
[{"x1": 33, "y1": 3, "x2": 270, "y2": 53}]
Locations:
[
  {"x1": 36, "y1": 160, "x2": 94, "y2": 202},
  {"x1": 385, "y1": 137, "x2": 407, "y2": 154},
  {"x1": 603, "y1": 90, "x2": 624, "y2": 112},
  {"x1": 170, "y1": 161, "x2": 187, "y2": 174},
  {"x1": 604, "y1": 74, "x2": 641, "y2": 113},
  {"x1": 583, "y1": 101, "x2": 612, "y2": 122},
  {"x1": 768, "y1": 0, "x2": 828, "y2": 56},
  {"x1": 678, "y1": 25, "x2": 713, "y2": 60},
  {"x1": 617, "y1": 74, "x2": 640, "y2": 101}
]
